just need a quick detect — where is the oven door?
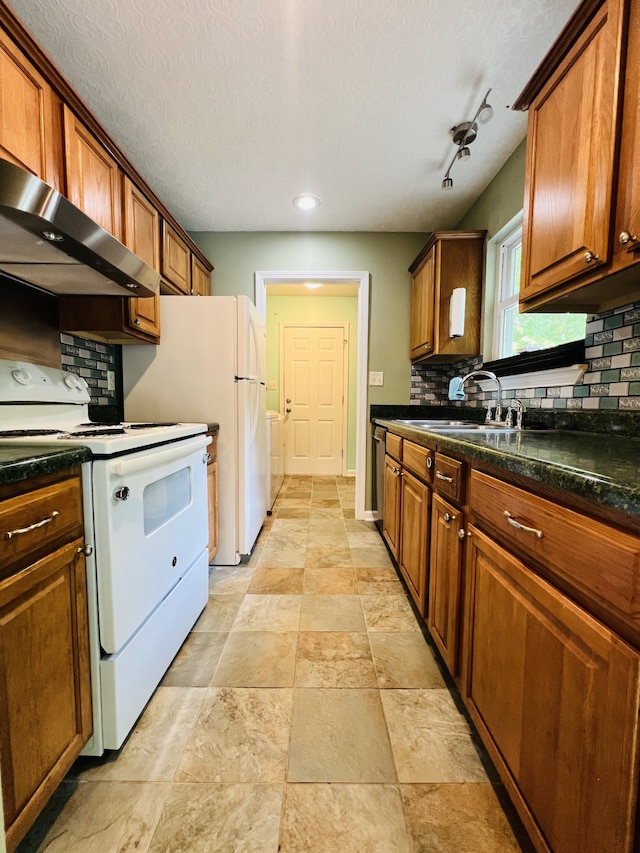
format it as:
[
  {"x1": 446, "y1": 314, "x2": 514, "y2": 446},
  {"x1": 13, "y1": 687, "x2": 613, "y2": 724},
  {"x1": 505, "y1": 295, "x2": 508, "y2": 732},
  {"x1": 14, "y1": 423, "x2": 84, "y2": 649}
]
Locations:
[{"x1": 91, "y1": 433, "x2": 209, "y2": 654}]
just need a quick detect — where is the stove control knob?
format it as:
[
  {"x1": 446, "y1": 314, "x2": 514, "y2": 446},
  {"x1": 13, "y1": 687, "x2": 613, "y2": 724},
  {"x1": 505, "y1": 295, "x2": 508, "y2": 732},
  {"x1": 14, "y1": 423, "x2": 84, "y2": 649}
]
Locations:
[
  {"x1": 114, "y1": 486, "x2": 130, "y2": 501},
  {"x1": 11, "y1": 368, "x2": 31, "y2": 386}
]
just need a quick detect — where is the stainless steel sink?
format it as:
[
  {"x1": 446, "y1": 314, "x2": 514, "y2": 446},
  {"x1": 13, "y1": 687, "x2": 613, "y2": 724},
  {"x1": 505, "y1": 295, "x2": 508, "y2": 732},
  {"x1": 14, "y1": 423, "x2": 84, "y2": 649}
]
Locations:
[{"x1": 392, "y1": 418, "x2": 518, "y2": 433}]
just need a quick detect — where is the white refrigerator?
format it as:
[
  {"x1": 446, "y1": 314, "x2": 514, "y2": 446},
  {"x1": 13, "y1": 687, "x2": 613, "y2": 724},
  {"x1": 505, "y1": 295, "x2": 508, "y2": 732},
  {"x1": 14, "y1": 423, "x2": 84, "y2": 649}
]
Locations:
[{"x1": 122, "y1": 295, "x2": 267, "y2": 565}]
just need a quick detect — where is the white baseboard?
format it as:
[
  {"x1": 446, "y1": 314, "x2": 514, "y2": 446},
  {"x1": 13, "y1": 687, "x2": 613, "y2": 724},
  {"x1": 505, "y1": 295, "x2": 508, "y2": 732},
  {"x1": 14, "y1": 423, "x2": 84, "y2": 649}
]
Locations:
[{"x1": 362, "y1": 510, "x2": 379, "y2": 522}]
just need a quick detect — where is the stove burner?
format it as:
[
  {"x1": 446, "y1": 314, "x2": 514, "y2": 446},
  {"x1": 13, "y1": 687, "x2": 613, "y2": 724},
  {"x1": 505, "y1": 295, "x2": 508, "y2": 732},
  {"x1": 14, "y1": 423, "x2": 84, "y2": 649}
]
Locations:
[
  {"x1": 0, "y1": 429, "x2": 63, "y2": 437},
  {"x1": 127, "y1": 422, "x2": 179, "y2": 429},
  {"x1": 64, "y1": 428, "x2": 127, "y2": 437}
]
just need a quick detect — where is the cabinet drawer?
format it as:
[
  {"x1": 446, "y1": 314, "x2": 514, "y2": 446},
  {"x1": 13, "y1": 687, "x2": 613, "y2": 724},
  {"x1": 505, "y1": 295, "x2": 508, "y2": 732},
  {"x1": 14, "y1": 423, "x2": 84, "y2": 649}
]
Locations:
[
  {"x1": 402, "y1": 440, "x2": 433, "y2": 484},
  {"x1": 433, "y1": 453, "x2": 464, "y2": 503},
  {"x1": 469, "y1": 470, "x2": 640, "y2": 630},
  {"x1": 385, "y1": 432, "x2": 402, "y2": 462},
  {"x1": 0, "y1": 477, "x2": 83, "y2": 577}
]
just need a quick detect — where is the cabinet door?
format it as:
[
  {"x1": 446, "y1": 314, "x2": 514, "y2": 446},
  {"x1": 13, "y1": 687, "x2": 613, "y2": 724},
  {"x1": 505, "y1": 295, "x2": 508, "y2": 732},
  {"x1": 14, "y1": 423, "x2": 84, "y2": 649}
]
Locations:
[
  {"x1": 611, "y1": 0, "x2": 640, "y2": 274},
  {"x1": 409, "y1": 249, "x2": 434, "y2": 360},
  {"x1": 399, "y1": 469, "x2": 429, "y2": 615},
  {"x1": 428, "y1": 493, "x2": 463, "y2": 674},
  {"x1": 0, "y1": 30, "x2": 61, "y2": 189},
  {"x1": 520, "y1": 0, "x2": 625, "y2": 302},
  {"x1": 161, "y1": 221, "x2": 191, "y2": 294},
  {"x1": 382, "y1": 454, "x2": 402, "y2": 562},
  {"x1": 63, "y1": 105, "x2": 122, "y2": 239},
  {"x1": 123, "y1": 176, "x2": 160, "y2": 338},
  {"x1": 464, "y1": 526, "x2": 640, "y2": 853},
  {"x1": 191, "y1": 256, "x2": 211, "y2": 296},
  {"x1": 0, "y1": 539, "x2": 92, "y2": 851}
]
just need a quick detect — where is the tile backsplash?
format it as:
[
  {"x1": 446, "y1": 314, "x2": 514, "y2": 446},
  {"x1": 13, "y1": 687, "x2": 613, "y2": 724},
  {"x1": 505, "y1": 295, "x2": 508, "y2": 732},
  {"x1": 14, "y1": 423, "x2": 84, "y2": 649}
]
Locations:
[
  {"x1": 60, "y1": 333, "x2": 118, "y2": 406},
  {"x1": 410, "y1": 301, "x2": 640, "y2": 412}
]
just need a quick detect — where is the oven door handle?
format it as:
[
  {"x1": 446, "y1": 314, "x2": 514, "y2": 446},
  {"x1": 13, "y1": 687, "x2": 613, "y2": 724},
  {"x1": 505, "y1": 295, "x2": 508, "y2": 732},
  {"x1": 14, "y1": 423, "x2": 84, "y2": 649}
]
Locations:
[{"x1": 112, "y1": 434, "x2": 210, "y2": 477}]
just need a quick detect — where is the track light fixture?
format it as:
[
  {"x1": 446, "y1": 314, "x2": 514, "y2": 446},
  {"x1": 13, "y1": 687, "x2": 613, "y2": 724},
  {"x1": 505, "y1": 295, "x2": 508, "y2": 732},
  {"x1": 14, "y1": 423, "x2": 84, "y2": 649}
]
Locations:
[{"x1": 442, "y1": 89, "x2": 493, "y2": 190}]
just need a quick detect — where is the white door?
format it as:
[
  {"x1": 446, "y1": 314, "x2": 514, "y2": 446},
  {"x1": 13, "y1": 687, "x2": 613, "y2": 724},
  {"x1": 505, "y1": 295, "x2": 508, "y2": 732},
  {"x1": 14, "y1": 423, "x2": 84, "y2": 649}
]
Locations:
[{"x1": 282, "y1": 325, "x2": 346, "y2": 475}]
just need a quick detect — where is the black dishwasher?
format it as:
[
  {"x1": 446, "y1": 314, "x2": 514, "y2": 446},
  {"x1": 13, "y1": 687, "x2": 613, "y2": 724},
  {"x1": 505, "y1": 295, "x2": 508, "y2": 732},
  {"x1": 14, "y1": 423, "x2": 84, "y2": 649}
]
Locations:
[{"x1": 372, "y1": 425, "x2": 386, "y2": 533}]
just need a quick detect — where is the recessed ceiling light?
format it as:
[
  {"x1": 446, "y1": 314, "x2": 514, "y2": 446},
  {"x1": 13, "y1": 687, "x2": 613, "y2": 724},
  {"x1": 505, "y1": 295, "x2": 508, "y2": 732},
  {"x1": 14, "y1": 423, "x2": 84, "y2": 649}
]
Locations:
[
  {"x1": 293, "y1": 194, "x2": 321, "y2": 211},
  {"x1": 304, "y1": 282, "x2": 322, "y2": 289}
]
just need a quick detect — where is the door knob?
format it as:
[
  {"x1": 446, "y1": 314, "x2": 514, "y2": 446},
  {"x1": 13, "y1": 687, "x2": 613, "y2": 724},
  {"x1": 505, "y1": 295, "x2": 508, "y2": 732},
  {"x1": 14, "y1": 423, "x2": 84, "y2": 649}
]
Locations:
[{"x1": 286, "y1": 408, "x2": 291, "y2": 413}]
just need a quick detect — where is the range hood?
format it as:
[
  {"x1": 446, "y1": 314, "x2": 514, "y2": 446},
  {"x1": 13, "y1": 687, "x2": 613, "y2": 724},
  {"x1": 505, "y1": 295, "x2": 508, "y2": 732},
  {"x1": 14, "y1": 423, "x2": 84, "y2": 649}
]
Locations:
[{"x1": 0, "y1": 159, "x2": 159, "y2": 298}]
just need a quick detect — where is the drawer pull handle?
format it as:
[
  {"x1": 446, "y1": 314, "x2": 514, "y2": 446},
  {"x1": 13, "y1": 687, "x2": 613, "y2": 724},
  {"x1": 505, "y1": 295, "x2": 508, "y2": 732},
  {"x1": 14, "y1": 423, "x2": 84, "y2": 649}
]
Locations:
[
  {"x1": 5, "y1": 510, "x2": 59, "y2": 539},
  {"x1": 443, "y1": 512, "x2": 456, "y2": 523},
  {"x1": 436, "y1": 472, "x2": 454, "y2": 483},
  {"x1": 503, "y1": 510, "x2": 544, "y2": 539},
  {"x1": 426, "y1": 457, "x2": 433, "y2": 469}
]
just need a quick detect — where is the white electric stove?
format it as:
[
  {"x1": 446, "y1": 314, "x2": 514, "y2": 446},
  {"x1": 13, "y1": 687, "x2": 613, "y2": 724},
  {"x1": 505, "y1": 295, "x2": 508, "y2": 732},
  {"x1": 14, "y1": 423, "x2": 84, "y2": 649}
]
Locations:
[{"x1": 0, "y1": 359, "x2": 210, "y2": 754}]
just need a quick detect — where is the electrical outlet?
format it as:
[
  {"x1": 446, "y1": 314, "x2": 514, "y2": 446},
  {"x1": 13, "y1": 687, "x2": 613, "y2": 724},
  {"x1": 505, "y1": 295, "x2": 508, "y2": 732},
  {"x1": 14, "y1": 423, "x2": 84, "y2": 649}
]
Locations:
[
  {"x1": 107, "y1": 371, "x2": 116, "y2": 392},
  {"x1": 268, "y1": 380, "x2": 277, "y2": 391},
  {"x1": 369, "y1": 371, "x2": 384, "y2": 386}
]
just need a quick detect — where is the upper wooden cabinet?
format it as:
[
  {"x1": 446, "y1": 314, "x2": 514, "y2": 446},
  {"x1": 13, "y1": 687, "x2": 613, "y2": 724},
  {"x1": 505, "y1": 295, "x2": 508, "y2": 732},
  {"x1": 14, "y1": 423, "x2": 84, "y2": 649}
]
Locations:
[
  {"x1": 63, "y1": 105, "x2": 122, "y2": 241},
  {"x1": 122, "y1": 176, "x2": 161, "y2": 338},
  {"x1": 59, "y1": 175, "x2": 161, "y2": 344},
  {"x1": 515, "y1": 0, "x2": 640, "y2": 312},
  {"x1": 191, "y1": 255, "x2": 211, "y2": 296},
  {"x1": 0, "y1": 29, "x2": 62, "y2": 190},
  {"x1": 161, "y1": 221, "x2": 191, "y2": 295},
  {"x1": 409, "y1": 231, "x2": 485, "y2": 364}
]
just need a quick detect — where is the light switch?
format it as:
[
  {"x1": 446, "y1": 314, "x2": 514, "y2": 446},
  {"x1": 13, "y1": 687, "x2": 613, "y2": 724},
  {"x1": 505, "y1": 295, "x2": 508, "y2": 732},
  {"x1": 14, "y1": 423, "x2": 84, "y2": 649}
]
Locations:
[{"x1": 369, "y1": 371, "x2": 384, "y2": 386}]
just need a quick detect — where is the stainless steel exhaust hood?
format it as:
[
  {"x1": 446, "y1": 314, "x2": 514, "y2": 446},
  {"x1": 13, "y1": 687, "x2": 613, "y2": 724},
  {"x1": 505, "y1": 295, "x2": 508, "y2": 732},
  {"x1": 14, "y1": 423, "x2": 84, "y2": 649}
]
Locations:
[{"x1": 0, "y1": 159, "x2": 160, "y2": 298}]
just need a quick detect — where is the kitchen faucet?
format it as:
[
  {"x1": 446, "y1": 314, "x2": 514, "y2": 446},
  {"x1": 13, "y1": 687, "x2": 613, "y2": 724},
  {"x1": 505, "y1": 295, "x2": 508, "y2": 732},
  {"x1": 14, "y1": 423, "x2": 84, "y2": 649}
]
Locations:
[{"x1": 448, "y1": 370, "x2": 503, "y2": 424}]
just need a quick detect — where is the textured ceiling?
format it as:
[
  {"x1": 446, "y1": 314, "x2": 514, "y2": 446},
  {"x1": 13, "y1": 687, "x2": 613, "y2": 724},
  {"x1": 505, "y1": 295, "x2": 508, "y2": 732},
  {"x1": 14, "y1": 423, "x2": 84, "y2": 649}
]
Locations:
[{"x1": 7, "y1": 0, "x2": 579, "y2": 232}]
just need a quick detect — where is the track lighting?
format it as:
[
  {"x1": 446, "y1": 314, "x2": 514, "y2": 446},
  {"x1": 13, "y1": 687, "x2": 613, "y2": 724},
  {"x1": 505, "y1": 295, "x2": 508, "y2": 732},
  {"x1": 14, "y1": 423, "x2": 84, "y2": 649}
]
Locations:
[{"x1": 441, "y1": 88, "x2": 493, "y2": 191}]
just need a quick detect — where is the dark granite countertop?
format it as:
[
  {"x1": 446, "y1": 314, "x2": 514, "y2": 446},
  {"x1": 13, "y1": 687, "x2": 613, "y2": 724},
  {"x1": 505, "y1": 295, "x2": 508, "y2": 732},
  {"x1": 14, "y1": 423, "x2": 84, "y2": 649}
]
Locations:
[
  {"x1": 0, "y1": 444, "x2": 91, "y2": 486},
  {"x1": 374, "y1": 413, "x2": 640, "y2": 520}
]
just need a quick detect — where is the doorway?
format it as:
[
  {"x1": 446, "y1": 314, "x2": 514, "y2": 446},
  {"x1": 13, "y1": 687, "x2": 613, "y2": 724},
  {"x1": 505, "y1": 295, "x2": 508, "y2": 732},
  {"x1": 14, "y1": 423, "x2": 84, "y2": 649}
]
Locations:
[
  {"x1": 281, "y1": 324, "x2": 348, "y2": 476},
  {"x1": 254, "y1": 270, "x2": 370, "y2": 520}
]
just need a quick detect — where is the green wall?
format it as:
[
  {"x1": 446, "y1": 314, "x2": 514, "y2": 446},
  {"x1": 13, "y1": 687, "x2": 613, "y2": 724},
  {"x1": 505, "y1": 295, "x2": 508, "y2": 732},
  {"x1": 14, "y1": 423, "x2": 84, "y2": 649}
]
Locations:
[
  {"x1": 266, "y1": 295, "x2": 358, "y2": 470},
  {"x1": 190, "y1": 231, "x2": 427, "y2": 407},
  {"x1": 456, "y1": 139, "x2": 526, "y2": 239}
]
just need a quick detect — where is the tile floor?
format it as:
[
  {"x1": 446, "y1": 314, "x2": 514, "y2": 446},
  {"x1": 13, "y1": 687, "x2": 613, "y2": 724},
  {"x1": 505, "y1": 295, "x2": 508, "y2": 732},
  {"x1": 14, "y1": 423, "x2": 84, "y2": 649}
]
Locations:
[{"x1": 18, "y1": 475, "x2": 531, "y2": 853}]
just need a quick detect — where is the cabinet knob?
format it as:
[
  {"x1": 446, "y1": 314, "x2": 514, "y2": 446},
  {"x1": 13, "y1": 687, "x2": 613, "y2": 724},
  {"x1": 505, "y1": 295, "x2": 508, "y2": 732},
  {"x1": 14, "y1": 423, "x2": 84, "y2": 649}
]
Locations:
[
  {"x1": 584, "y1": 251, "x2": 599, "y2": 264},
  {"x1": 133, "y1": 318, "x2": 141, "y2": 325},
  {"x1": 457, "y1": 529, "x2": 466, "y2": 540},
  {"x1": 619, "y1": 231, "x2": 639, "y2": 249},
  {"x1": 77, "y1": 543, "x2": 93, "y2": 557},
  {"x1": 443, "y1": 512, "x2": 456, "y2": 523}
]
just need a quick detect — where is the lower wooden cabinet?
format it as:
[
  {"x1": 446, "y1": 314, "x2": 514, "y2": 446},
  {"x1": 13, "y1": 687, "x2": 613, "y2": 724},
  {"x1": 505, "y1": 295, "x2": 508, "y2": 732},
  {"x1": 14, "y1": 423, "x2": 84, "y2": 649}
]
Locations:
[
  {"x1": 398, "y1": 469, "x2": 429, "y2": 615},
  {"x1": 464, "y1": 525, "x2": 640, "y2": 853},
  {"x1": 427, "y1": 493, "x2": 464, "y2": 674},
  {"x1": 382, "y1": 453, "x2": 402, "y2": 562},
  {"x1": 0, "y1": 541, "x2": 92, "y2": 852}
]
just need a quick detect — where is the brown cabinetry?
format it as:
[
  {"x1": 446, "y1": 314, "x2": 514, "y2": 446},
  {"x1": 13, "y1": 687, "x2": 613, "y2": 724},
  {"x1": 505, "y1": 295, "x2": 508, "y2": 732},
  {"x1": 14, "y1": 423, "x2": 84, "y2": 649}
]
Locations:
[
  {"x1": 464, "y1": 524, "x2": 640, "y2": 853},
  {"x1": 515, "y1": 0, "x2": 640, "y2": 312},
  {"x1": 207, "y1": 432, "x2": 218, "y2": 562},
  {"x1": 382, "y1": 434, "x2": 434, "y2": 615},
  {"x1": 409, "y1": 231, "x2": 485, "y2": 363},
  {"x1": 0, "y1": 469, "x2": 92, "y2": 852},
  {"x1": 428, "y1": 492, "x2": 464, "y2": 675},
  {"x1": 63, "y1": 105, "x2": 122, "y2": 240},
  {"x1": 59, "y1": 175, "x2": 162, "y2": 343},
  {"x1": 161, "y1": 221, "x2": 191, "y2": 295},
  {"x1": 382, "y1": 453, "x2": 402, "y2": 562},
  {"x1": 398, "y1": 469, "x2": 430, "y2": 614},
  {"x1": 0, "y1": 28, "x2": 62, "y2": 190},
  {"x1": 192, "y1": 255, "x2": 211, "y2": 296}
]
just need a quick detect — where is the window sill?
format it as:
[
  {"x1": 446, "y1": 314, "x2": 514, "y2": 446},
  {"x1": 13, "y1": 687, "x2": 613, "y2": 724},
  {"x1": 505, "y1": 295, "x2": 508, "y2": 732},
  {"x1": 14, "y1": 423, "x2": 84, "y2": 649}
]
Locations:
[{"x1": 477, "y1": 364, "x2": 587, "y2": 393}]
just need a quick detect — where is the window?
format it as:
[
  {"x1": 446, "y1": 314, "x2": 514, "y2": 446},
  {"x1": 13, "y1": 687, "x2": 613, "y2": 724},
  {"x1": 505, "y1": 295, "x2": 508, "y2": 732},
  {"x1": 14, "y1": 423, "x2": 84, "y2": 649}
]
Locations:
[{"x1": 492, "y1": 222, "x2": 587, "y2": 360}]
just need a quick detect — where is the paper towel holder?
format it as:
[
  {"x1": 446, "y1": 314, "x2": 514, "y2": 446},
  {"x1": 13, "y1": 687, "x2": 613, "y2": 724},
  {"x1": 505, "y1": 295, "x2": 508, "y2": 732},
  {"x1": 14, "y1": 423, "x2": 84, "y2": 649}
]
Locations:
[{"x1": 449, "y1": 287, "x2": 466, "y2": 338}]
